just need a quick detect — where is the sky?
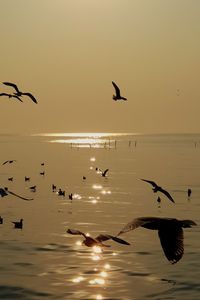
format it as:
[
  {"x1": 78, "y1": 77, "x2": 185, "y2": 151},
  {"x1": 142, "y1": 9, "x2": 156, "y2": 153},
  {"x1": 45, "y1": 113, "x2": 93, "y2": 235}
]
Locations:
[{"x1": 0, "y1": 0, "x2": 200, "y2": 134}]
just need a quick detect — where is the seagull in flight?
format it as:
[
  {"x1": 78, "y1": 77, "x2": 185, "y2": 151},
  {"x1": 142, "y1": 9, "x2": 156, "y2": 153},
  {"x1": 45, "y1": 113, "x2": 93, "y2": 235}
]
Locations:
[
  {"x1": 0, "y1": 187, "x2": 33, "y2": 201},
  {"x1": 2, "y1": 160, "x2": 17, "y2": 165},
  {"x1": 112, "y1": 81, "x2": 127, "y2": 101},
  {"x1": 141, "y1": 179, "x2": 175, "y2": 203},
  {"x1": 98, "y1": 168, "x2": 109, "y2": 177},
  {"x1": 67, "y1": 228, "x2": 130, "y2": 248},
  {"x1": 0, "y1": 93, "x2": 23, "y2": 102},
  {"x1": 117, "y1": 216, "x2": 197, "y2": 264},
  {"x1": 3, "y1": 82, "x2": 37, "y2": 104}
]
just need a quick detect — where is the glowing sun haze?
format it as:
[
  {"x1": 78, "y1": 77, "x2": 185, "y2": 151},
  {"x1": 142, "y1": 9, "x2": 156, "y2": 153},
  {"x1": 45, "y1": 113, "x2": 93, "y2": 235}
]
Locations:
[{"x1": 1, "y1": 0, "x2": 200, "y2": 134}]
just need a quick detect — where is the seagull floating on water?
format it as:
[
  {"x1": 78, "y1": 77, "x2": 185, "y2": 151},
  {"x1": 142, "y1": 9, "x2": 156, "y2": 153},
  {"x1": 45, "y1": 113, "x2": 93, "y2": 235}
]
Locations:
[
  {"x1": 141, "y1": 179, "x2": 175, "y2": 203},
  {"x1": 112, "y1": 81, "x2": 127, "y2": 101},
  {"x1": 118, "y1": 216, "x2": 197, "y2": 264},
  {"x1": 3, "y1": 82, "x2": 37, "y2": 104},
  {"x1": 12, "y1": 218, "x2": 23, "y2": 229},
  {"x1": 67, "y1": 228, "x2": 130, "y2": 247}
]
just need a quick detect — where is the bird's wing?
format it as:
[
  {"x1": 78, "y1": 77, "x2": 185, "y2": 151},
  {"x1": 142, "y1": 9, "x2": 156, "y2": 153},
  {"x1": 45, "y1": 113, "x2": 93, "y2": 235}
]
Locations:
[
  {"x1": 140, "y1": 179, "x2": 158, "y2": 187},
  {"x1": 22, "y1": 93, "x2": 37, "y2": 104},
  {"x1": 2, "y1": 160, "x2": 8, "y2": 165},
  {"x1": 158, "y1": 226, "x2": 184, "y2": 264},
  {"x1": 117, "y1": 217, "x2": 154, "y2": 236},
  {"x1": 0, "y1": 188, "x2": 8, "y2": 197},
  {"x1": 7, "y1": 190, "x2": 33, "y2": 201},
  {"x1": 112, "y1": 81, "x2": 121, "y2": 97},
  {"x1": 95, "y1": 234, "x2": 130, "y2": 245},
  {"x1": 66, "y1": 228, "x2": 86, "y2": 238},
  {"x1": 13, "y1": 95, "x2": 23, "y2": 102},
  {"x1": 103, "y1": 169, "x2": 109, "y2": 176},
  {"x1": 159, "y1": 187, "x2": 175, "y2": 203},
  {"x1": 3, "y1": 82, "x2": 20, "y2": 93},
  {"x1": 0, "y1": 93, "x2": 9, "y2": 96}
]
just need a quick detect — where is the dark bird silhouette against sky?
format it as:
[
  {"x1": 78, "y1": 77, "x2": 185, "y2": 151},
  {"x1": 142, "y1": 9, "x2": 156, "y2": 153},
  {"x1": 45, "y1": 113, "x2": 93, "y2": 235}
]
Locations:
[
  {"x1": 141, "y1": 179, "x2": 175, "y2": 203},
  {"x1": 2, "y1": 160, "x2": 16, "y2": 165},
  {"x1": 0, "y1": 93, "x2": 23, "y2": 102},
  {"x1": 3, "y1": 82, "x2": 37, "y2": 104},
  {"x1": 99, "y1": 168, "x2": 109, "y2": 177},
  {"x1": 0, "y1": 187, "x2": 33, "y2": 201},
  {"x1": 118, "y1": 216, "x2": 197, "y2": 264},
  {"x1": 112, "y1": 81, "x2": 127, "y2": 101},
  {"x1": 67, "y1": 228, "x2": 130, "y2": 248}
]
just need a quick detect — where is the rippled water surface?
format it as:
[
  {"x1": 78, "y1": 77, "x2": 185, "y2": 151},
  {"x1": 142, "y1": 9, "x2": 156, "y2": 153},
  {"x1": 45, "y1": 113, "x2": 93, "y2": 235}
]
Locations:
[{"x1": 0, "y1": 133, "x2": 200, "y2": 300}]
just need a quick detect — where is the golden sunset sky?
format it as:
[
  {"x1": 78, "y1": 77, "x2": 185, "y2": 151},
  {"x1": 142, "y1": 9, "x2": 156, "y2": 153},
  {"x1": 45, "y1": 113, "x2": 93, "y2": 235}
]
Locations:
[{"x1": 1, "y1": 0, "x2": 200, "y2": 134}]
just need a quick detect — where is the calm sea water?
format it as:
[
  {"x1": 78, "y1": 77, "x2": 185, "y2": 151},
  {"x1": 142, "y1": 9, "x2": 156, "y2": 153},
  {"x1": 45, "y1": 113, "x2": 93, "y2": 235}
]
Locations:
[{"x1": 0, "y1": 133, "x2": 200, "y2": 300}]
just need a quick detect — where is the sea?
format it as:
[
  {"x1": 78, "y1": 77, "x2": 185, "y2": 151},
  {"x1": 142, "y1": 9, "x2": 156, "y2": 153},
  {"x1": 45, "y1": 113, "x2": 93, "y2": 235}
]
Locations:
[{"x1": 0, "y1": 132, "x2": 199, "y2": 300}]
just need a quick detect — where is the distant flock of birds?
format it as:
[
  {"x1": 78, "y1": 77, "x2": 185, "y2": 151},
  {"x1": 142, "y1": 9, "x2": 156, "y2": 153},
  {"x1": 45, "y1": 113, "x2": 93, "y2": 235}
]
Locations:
[{"x1": 1, "y1": 81, "x2": 197, "y2": 265}]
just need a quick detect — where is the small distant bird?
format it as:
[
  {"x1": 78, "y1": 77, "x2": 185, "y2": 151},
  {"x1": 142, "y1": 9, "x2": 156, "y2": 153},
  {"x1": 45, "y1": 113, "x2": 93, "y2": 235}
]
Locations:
[
  {"x1": 187, "y1": 188, "x2": 192, "y2": 198},
  {"x1": 99, "y1": 168, "x2": 109, "y2": 177},
  {"x1": 112, "y1": 81, "x2": 127, "y2": 101},
  {"x1": 0, "y1": 187, "x2": 33, "y2": 201},
  {"x1": 67, "y1": 228, "x2": 130, "y2": 248},
  {"x1": 141, "y1": 179, "x2": 175, "y2": 203},
  {"x1": 117, "y1": 216, "x2": 197, "y2": 264},
  {"x1": 69, "y1": 193, "x2": 73, "y2": 200},
  {"x1": 52, "y1": 184, "x2": 56, "y2": 192},
  {"x1": 29, "y1": 185, "x2": 36, "y2": 192},
  {"x1": 12, "y1": 218, "x2": 23, "y2": 229},
  {"x1": 40, "y1": 171, "x2": 45, "y2": 176},
  {"x1": 58, "y1": 189, "x2": 65, "y2": 196},
  {"x1": 82, "y1": 176, "x2": 86, "y2": 180},
  {"x1": 0, "y1": 93, "x2": 23, "y2": 102},
  {"x1": 8, "y1": 177, "x2": 13, "y2": 181},
  {"x1": 25, "y1": 176, "x2": 30, "y2": 182},
  {"x1": 3, "y1": 82, "x2": 37, "y2": 104},
  {"x1": 41, "y1": 162, "x2": 45, "y2": 166},
  {"x1": 2, "y1": 160, "x2": 16, "y2": 165},
  {"x1": 0, "y1": 216, "x2": 3, "y2": 224},
  {"x1": 157, "y1": 196, "x2": 161, "y2": 205}
]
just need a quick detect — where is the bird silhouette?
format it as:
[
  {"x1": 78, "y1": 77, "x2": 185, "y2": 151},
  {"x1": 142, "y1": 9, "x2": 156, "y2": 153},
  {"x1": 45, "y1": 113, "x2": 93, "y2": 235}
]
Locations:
[
  {"x1": 0, "y1": 93, "x2": 23, "y2": 102},
  {"x1": 187, "y1": 188, "x2": 192, "y2": 198},
  {"x1": 29, "y1": 185, "x2": 36, "y2": 192},
  {"x1": 3, "y1": 82, "x2": 37, "y2": 104},
  {"x1": 2, "y1": 160, "x2": 16, "y2": 165},
  {"x1": 0, "y1": 216, "x2": 3, "y2": 224},
  {"x1": 67, "y1": 228, "x2": 130, "y2": 247},
  {"x1": 0, "y1": 187, "x2": 33, "y2": 201},
  {"x1": 112, "y1": 81, "x2": 127, "y2": 101},
  {"x1": 8, "y1": 177, "x2": 14, "y2": 181},
  {"x1": 99, "y1": 168, "x2": 109, "y2": 177},
  {"x1": 141, "y1": 179, "x2": 175, "y2": 203},
  {"x1": 118, "y1": 216, "x2": 197, "y2": 264},
  {"x1": 12, "y1": 218, "x2": 23, "y2": 229}
]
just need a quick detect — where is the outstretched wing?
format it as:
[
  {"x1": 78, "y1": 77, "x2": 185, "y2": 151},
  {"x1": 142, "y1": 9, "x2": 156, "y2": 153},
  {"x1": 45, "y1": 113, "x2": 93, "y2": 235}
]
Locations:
[
  {"x1": 7, "y1": 190, "x2": 33, "y2": 201},
  {"x1": 141, "y1": 179, "x2": 158, "y2": 188},
  {"x1": 112, "y1": 81, "x2": 121, "y2": 97},
  {"x1": 158, "y1": 226, "x2": 184, "y2": 264},
  {"x1": 159, "y1": 187, "x2": 175, "y2": 203},
  {"x1": 2, "y1": 160, "x2": 9, "y2": 165},
  {"x1": 3, "y1": 82, "x2": 20, "y2": 93},
  {"x1": 117, "y1": 217, "x2": 156, "y2": 236},
  {"x1": 102, "y1": 169, "x2": 109, "y2": 176},
  {"x1": 13, "y1": 95, "x2": 23, "y2": 102},
  {"x1": 66, "y1": 228, "x2": 86, "y2": 238},
  {"x1": 22, "y1": 92, "x2": 37, "y2": 104},
  {"x1": 96, "y1": 234, "x2": 130, "y2": 245}
]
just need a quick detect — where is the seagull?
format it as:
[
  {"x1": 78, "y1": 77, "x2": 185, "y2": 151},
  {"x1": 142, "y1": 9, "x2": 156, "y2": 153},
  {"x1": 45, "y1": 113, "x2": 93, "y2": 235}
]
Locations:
[
  {"x1": 3, "y1": 82, "x2": 37, "y2": 104},
  {"x1": 141, "y1": 179, "x2": 175, "y2": 203},
  {"x1": 99, "y1": 168, "x2": 109, "y2": 177},
  {"x1": 29, "y1": 185, "x2": 36, "y2": 192},
  {"x1": 8, "y1": 177, "x2": 14, "y2": 181},
  {"x1": 12, "y1": 218, "x2": 23, "y2": 229},
  {"x1": 117, "y1": 216, "x2": 197, "y2": 264},
  {"x1": 0, "y1": 93, "x2": 23, "y2": 102},
  {"x1": 67, "y1": 228, "x2": 130, "y2": 248},
  {"x1": 0, "y1": 187, "x2": 33, "y2": 201},
  {"x1": 0, "y1": 216, "x2": 3, "y2": 224},
  {"x1": 112, "y1": 81, "x2": 127, "y2": 101},
  {"x1": 2, "y1": 160, "x2": 16, "y2": 165},
  {"x1": 187, "y1": 188, "x2": 192, "y2": 198}
]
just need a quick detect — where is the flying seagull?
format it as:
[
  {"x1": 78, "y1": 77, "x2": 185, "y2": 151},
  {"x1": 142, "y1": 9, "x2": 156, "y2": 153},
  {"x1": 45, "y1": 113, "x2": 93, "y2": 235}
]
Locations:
[
  {"x1": 67, "y1": 228, "x2": 130, "y2": 247},
  {"x1": 112, "y1": 81, "x2": 127, "y2": 101},
  {"x1": 118, "y1": 216, "x2": 197, "y2": 264},
  {"x1": 0, "y1": 93, "x2": 23, "y2": 102},
  {"x1": 141, "y1": 179, "x2": 175, "y2": 203},
  {"x1": 3, "y1": 82, "x2": 37, "y2": 104},
  {"x1": 98, "y1": 168, "x2": 109, "y2": 177},
  {"x1": 2, "y1": 160, "x2": 17, "y2": 165},
  {"x1": 0, "y1": 187, "x2": 33, "y2": 201}
]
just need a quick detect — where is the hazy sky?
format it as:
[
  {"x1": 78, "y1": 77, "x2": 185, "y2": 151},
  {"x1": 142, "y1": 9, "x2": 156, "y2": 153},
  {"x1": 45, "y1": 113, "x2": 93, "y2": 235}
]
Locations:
[{"x1": 1, "y1": 0, "x2": 200, "y2": 134}]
